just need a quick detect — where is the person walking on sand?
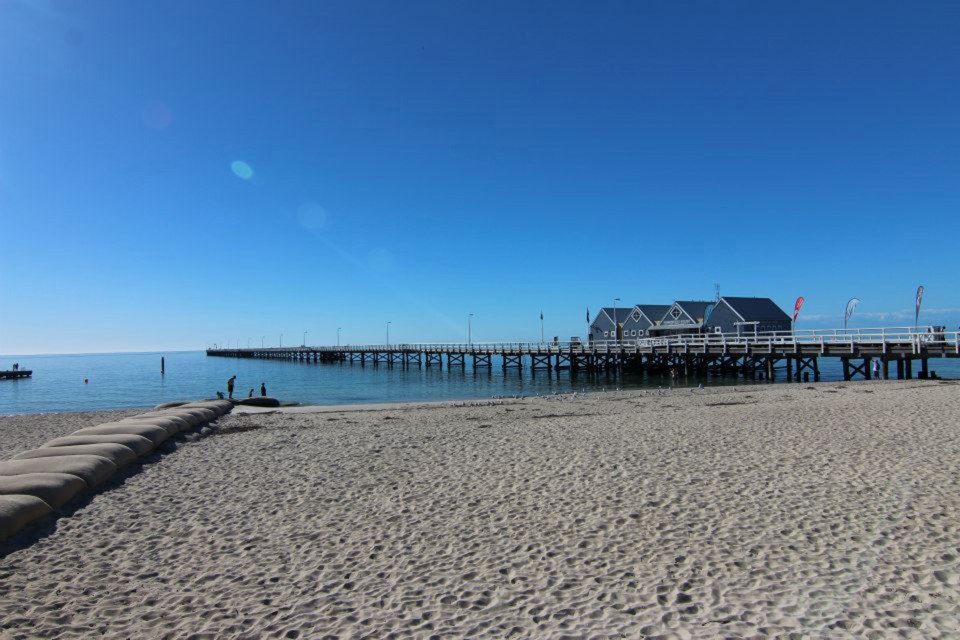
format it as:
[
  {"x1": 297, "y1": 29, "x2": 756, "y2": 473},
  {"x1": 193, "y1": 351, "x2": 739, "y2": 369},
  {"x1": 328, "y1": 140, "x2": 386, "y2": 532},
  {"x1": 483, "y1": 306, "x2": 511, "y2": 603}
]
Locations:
[
  {"x1": 227, "y1": 375, "x2": 237, "y2": 399},
  {"x1": 260, "y1": 382, "x2": 267, "y2": 397},
  {"x1": 248, "y1": 388, "x2": 254, "y2": 398},
  {"x1": 872, "y1": 359, "x2": 881, "y2": 380}
]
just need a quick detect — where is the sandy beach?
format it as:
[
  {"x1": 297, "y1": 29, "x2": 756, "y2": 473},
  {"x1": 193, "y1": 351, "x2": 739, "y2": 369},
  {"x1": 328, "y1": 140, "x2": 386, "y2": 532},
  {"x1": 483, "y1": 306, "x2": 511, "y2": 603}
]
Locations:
[{"x1": 1, "y1": 380, "x2": 959, "y2": 638}]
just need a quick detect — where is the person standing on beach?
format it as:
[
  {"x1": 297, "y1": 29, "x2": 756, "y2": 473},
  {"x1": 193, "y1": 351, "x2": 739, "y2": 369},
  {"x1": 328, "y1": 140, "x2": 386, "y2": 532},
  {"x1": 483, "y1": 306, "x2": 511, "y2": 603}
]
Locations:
[
  {"x1": 260, "y1": 382, "x2": 267, "y2": 397},
  {"x1": 872, "y1": 359, "x2": 881, "y2": 380},
  {"x1": 227, "y1": 375, "x2": 237, "y2": 399}
]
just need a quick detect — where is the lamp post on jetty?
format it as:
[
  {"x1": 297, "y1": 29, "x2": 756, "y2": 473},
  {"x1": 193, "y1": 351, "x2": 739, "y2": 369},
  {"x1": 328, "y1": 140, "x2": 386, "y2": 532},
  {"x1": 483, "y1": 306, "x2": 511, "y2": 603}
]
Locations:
[
  {"x1": 337, "y1": 328, "x2": 342, "y2": 347},
  {"x1": 247, "y1": 338, "x2": 251, "y2": 348},
  {"x1": 386, "y1": 321, "x2": 392, "y2": 346},
  {"x1": 468, "y1": 314, "x2": 474, "y2": 346},
  {"x1": 303, "y1": 330, "x2": 308, "y2": 347},
  {"x1": 613, "y1": 298, "x2": 620, "y2": 343},
  {"x1": 279, "y1": 334, "x2": 283, "y2": 348},
  {"x1": 261, "y1": 336, "x2": 265, "y2": 348}
]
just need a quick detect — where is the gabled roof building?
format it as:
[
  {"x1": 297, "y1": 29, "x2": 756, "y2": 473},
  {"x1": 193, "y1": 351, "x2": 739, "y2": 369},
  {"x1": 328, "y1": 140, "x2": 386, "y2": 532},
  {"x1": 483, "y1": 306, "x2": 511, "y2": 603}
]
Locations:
[
  {"x1": 620, "y1": 304, "x2": 671, "y2": 339},
  {"x1": 652, "y1": 300, "x2": 716, "y2": 335},
  {"x1": 588, "y1": 307, "x2": 635, "y2": 341},
  {"x1": 705, "y1": 297, "x2": 792, "y2": 335}
]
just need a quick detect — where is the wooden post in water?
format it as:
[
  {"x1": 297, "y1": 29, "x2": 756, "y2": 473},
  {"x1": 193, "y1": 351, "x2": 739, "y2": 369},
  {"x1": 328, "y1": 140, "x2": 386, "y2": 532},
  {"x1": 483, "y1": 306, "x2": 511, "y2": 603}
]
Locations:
[{"x1": 161, "y1": 356, "x2": 165, "y2": 375}]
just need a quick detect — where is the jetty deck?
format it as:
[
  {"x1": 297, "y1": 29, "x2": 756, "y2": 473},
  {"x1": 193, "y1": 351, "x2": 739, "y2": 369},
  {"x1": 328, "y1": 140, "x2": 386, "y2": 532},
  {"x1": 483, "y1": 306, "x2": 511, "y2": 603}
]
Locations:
[
  {"x1": 0, "y1": 370, "x2": 32, "y2": 380},
  {"x1": 207, "y1": 327, "x2": 959, "y2": 382}
]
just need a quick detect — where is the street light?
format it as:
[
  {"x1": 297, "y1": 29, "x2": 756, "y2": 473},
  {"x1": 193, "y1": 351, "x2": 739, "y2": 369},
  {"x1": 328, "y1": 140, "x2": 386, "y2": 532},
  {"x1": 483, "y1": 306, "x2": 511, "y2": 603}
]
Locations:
[
  {"x1": 468, "y1": 314, "x2": 474, "y2": 346},
  {"x1": 247, "y1": 338, "x2": 251, "y2": 349},
  {"x1": 279, "y1": 333, "x2": 283, "y2": 348},
  {"x1": 303, "y1": 330, "x2": 308, "y2": 347},
  {"x1": 613, "y1": 297, "x2": 620, "y2": 343},
  {"x1": 387, "y1": 321, "x2": 392, "y2": 346},
  {"x1": 337, "y1": 327, "x2": 342, "y2": 347},
  {"x1": 261, "y1": 336, "x2": 265, "y2": 348}
]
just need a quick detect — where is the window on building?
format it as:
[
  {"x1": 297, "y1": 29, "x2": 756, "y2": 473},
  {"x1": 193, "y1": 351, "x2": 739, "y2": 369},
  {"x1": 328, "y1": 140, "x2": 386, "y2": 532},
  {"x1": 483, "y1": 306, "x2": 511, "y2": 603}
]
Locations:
[
  {"x1": 630, "y1": 330, "x2": 636, "y2": 336},
  {"x1": 638, "y1": 330, "x2": 644, "y2": 336},
  {"x1": 632, "y1": 310, "x2": 640, "y2": 321},
  {"x1": 670, "y1": 307, "x2": 682, "y2": 320},
  {"x1": 603, "y1": 331, "x2": 609, "y2": 338}
]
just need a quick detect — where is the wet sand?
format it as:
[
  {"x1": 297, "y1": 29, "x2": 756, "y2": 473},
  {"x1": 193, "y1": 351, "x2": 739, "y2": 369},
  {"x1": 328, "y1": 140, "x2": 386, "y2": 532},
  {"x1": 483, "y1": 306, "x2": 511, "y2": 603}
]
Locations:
[{"x1": 1, "y1": 380, "x2": 959, "y2": 638}]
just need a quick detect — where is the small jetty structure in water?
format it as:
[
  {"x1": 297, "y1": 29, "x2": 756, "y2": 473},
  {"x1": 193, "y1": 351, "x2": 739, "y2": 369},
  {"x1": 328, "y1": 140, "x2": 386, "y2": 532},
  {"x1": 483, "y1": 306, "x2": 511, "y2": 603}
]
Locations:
[
  {"x1": 207, "y1": 327, "x2": 959, "y2": 382},
  {"x1": 0, "y1": 369, "x2": 32, "y2": 380}
]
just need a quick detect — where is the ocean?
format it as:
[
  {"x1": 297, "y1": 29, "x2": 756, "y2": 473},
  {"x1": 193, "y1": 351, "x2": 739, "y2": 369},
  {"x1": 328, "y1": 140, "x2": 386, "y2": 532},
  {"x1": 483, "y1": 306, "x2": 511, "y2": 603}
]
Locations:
[{"x1": 1, "y1": 350, "x2": 957, "y2": 415}]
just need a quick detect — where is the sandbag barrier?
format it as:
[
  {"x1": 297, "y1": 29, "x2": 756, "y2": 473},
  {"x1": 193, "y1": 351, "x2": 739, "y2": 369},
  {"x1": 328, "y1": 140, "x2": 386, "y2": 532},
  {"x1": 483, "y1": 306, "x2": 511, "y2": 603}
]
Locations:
[{"x1": 0, "y1": 399, "x2": 233, "y2": 543}]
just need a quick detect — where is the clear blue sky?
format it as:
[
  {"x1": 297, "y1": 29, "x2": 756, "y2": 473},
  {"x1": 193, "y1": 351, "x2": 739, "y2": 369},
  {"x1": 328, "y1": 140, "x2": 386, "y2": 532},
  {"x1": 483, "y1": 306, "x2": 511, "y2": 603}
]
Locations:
[{"x1": 1, "y1": 0, "x2": 958, "y2": 354}]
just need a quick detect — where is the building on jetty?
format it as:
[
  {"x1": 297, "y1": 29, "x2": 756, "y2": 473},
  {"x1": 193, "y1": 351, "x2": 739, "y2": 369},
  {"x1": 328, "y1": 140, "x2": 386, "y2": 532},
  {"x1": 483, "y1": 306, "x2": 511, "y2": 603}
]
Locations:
[
  {"x1": 589, "y1": 307, "x2": 640, "y2": 342},
  {"x1": 621, "y1": 305, "x2": 671, "y2": 339},
  {"x1": 654, "y1": 300, "x2": 716, "y2": 337},
  {"x1": 589, "y1": 296, "x2": 791, "y2": 340},
  {"x1": 705, "y1": 297, "x2": 792, "y2": 336}
]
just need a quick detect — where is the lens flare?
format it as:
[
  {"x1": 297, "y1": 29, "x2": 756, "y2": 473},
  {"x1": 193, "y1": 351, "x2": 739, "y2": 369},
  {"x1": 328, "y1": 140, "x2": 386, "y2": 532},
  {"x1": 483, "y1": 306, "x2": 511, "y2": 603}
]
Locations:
[
  {"x1": 230, "y1": 160, "x2": 253, "y2": 180},
  {"x1": 296, "y1": 202, "x2": 327, "y2": 231}
]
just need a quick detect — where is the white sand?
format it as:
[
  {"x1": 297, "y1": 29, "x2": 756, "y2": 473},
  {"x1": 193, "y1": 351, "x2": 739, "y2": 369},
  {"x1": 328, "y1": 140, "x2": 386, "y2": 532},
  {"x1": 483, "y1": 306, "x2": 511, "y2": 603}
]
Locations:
[{"x1": 1, "y1": 381, "x2": 959, "y2": 638}]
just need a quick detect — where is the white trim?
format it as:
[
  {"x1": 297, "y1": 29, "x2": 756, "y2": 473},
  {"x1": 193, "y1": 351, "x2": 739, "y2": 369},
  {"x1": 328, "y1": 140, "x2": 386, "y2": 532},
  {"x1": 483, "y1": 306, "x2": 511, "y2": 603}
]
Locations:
[
  {"x1": 662, "y1": 303, "x2": 696, "y2": 325},
  {"x1": 716, "y1": 297, "x2": 746, "y2": 322},
  {"x1": 628, "y1": 305, "x2": 659, "y2": 328}
]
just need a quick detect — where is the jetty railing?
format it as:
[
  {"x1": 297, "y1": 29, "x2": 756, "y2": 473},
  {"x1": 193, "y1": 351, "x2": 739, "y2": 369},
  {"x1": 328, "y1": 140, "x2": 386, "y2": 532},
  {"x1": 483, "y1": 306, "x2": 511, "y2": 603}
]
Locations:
[{"x1": 293, "y1": 326, "x2": 958, "y2": 353}]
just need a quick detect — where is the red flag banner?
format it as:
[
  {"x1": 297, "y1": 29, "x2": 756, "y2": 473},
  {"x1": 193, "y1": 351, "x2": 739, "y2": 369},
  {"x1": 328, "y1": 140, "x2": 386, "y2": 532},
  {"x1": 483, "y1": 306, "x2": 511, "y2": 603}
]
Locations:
[{"x1": 793, "y1": 296, "x2": 805, "y2": 323}]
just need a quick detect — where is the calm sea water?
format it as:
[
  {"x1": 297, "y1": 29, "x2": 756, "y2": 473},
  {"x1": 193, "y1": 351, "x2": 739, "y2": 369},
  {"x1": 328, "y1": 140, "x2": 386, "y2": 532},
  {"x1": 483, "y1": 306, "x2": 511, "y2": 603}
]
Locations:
[{"x1": 0, "y1": 350, "x2": 957, "y2": 415}]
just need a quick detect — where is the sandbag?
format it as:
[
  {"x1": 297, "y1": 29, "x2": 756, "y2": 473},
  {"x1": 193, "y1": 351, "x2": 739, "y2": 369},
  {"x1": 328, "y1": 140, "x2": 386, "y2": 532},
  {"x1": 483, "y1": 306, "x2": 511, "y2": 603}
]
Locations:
[
  {"x1": 73, "y1": 422, "x2": 169, "y2": 446},
  {"x1": 133, "y1": 410, "x2": 203, "y2": 428},
  {"x1": 237, "y1": 396, "x2": 280, "y2": 407},
  {"x1": 0, "y1": 455, "x2": 117, "y2": 489},
  {"x1": 181, "y1": 400, "x2": 232, "y2": 417},
  {"x1": 154, "y1": 401, "x2": 188, "y2": 410},
  {"x1": 122, "y1": 415, "x2": 189, "y2": 435},
  {"x1": 0, "y1": 473, "x2": 88, "y2": 509},
  {"x1": 43, "y1": 434, "x2": 155, "y2": 457},
  {"x1": 0, "y1": 495, "x2": 53, "y2": 541},
  {"x1": 14, "y1": 443, "x2": 138, "y2": 468},
  {"x1": 172, "y1": 407, "x2": 216, "y2": 424}
]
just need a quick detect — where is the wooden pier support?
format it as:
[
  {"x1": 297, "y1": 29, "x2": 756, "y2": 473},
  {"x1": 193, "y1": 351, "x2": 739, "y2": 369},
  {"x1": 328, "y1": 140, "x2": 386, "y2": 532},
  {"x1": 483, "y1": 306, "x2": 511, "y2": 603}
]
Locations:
[
  {"x1": 531, "y1": 354, "x2": 552, "y2": 370},
  {"x1": 473, "y1": 353, "x2": 492, "y2": 368},
  {"x1": 502, "y1": 354, "x2": 523, "y2": 369}
]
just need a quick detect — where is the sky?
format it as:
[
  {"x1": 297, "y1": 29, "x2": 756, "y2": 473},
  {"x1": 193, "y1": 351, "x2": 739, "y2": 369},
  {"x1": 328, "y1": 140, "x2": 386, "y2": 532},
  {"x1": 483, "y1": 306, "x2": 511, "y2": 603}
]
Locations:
[{"x1": 1, "y1": 0, "x2": 958, "y2": 354}]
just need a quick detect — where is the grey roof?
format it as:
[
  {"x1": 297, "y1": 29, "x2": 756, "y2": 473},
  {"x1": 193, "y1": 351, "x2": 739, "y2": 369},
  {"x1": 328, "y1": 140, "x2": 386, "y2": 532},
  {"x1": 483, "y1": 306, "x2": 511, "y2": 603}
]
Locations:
[
  {"x1": 598, "y1": 307, "x2": 635, "y2": 323},
  {"x1": 635, "y1": 304, "x2": 671, "y2": 325},
  {"x1": 718, "y1": 297, "x2": 791, "y2": 323},
  {"x1": 673, "y1": 300, "x2": 715, "y2": 323}
]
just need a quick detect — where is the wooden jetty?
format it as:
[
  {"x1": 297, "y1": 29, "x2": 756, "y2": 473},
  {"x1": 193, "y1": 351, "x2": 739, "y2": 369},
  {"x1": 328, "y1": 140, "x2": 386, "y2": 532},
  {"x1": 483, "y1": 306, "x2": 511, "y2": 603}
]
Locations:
[
  {"x1": 207, "y1": 327, "x2": 959, "y2": 382},
  {"x1": 0, "y1": 370, "x2": 32, "y2": 380}
]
